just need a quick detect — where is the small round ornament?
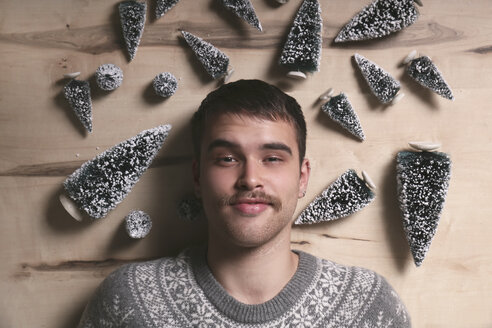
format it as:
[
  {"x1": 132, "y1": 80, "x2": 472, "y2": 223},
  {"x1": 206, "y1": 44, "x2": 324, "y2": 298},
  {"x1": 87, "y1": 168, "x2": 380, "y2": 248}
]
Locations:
[
  {"x1": 125, "y1": 210, "x2": 152, "y2": 239},
  {"x1": 153, "y1": 72, "x2": 178, "y2": 97},
  {"x1": 95, "y1": 64, "x2": 123, "y2": 91}
]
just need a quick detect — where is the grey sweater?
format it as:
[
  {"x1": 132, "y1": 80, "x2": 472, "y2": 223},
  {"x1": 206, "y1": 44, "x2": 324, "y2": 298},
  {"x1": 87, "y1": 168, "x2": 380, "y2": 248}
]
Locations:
[{"x1": 78, "y1": 246, "x2": 411, "y2": 327}]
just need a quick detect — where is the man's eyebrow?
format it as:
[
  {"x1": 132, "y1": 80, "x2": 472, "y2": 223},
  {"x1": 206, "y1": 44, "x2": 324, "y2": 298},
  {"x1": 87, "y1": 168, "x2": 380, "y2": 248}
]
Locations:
[
  {"x1": 206, "y1": 140, "x2": 292, "y2": 156},
  {"x1": 206, "y1": 139, "x2": 239, "y2": 152},
  {"x1": 261, "y1": 143, "x2": 292, "y2": 156}
]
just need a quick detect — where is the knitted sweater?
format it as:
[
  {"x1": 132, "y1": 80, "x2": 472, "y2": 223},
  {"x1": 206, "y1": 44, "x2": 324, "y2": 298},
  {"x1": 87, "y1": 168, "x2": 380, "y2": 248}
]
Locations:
[{"x1": 78, "y1": 246, "x2": 411, "y2": 327}]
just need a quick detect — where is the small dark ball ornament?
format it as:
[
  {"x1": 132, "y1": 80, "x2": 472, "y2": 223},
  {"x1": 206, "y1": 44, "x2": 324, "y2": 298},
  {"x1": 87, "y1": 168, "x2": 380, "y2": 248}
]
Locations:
[
  {"x1": 125, "y1": 210, "x2": 152, "y2": 239},
  {"x1": 95, "y1": 64, "x2": 123, "y2": 91},
  {"x1": 153, "y1": 72, "x2": 178, "y2": 98}
]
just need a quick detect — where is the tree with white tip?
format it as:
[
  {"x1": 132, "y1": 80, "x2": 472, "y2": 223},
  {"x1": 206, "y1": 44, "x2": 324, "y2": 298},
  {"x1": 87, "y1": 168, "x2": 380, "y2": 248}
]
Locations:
[
  {"x1": 63, "y1": 76, "x2": 93, "y2": 133},
  {"x1": 62, "y1": 125, "x2": 172, "y2": 220},
  {"x1": 220, "y1": 0, "x2": 262, "y2": 31},
  {"x1": 354, "y1": 53, "x2": 402, "y2": 104},
  {"x1": 156, "y1": 0, "x2": 180, "y2": 19},
  {"x1": 295, "y1": 169, "x2": 376, "y2": 225},
  {"x1": 335, "y1": 0, "x2": 420, "y2": 43},
  {"x1": 396, "y1": 142, "x2": 451, "y2": 266},
  {"x1": 279, "y1": 0, "x2": 322, "y2": 78},
  {"x1": 119, "y1": 0, "x2": 146, "y2": 61},
  {"x1": 321, "y1": 92, "x2": 365, "y2": 141},
  {"x1": 404, "y1": 51, "x2": 454, "y2": 100},
  {"x1": 181, "y1": 30, "x2": 232, "y2": 80}
]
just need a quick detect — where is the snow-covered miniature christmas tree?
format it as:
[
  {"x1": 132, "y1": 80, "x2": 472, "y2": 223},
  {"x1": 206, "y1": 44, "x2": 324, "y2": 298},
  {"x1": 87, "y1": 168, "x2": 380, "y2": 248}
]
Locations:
[
  {"x1": 396, "y1": 142, "x2": 451, "y2": 266},
  {"x1": 95, "y1": 64, "x2": 123, "y2": 91},
  {"x1": 156, "y1": 0, "x2": 180, "y2": 19},
  {"x1": 177, "y1": 195, "x2": 202, "y2": 221},
  {"x1": 63, "y1": 73, "x2": 93, "y2": 133},
  {"x1": 354, "y1": 53, "x2": 402, "y2": 104},
  {"x1": 219, "y1": 0, "x2": 263, "y2": 31},
  {"x1": 295, "y1": 169, "x2": 376, "y2": 225},
  {"x1": 125, "y1": 210, "x2": 152, "y2": 238},
  {"x1": 153, "y1": 72, "x2": 178, "y2": 97},
  {"x1": 321, "y1": 89, "x2": 365, "y2": 141},
  {"x1": 181, "y1": 30, "x2": 232, "y2": 80},
  {"x1": 279, "y1": 0, "x2": 322, "y2": 78},
  {"x1": 61, "y1": 125, "x2": 172, "y2": 220},
  {"x1": 335, "y1": 0, "x2": 420, "y2": 43},
  {"x1": 119, "y1": 0, "x2": 146, "y2": 61},
  {"x1": 403, "y1": 50, "x2": 454, "y2": 100}
]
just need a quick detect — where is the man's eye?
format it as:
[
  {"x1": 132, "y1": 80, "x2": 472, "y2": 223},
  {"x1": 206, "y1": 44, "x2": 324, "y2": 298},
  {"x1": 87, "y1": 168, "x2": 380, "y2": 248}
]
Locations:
[
  {"x1": 265, "y1": 156, "x2": 282, "y2": 162},
  {"x1": 218, "y1": 156, "x2": 236, "y2": 163}
]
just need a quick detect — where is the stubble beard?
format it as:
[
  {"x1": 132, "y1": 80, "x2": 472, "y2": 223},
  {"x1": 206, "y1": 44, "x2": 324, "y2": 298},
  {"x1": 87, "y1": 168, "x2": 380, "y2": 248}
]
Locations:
[{"x1": 208, "y1": 191, "x2": 295, "y2": 248}]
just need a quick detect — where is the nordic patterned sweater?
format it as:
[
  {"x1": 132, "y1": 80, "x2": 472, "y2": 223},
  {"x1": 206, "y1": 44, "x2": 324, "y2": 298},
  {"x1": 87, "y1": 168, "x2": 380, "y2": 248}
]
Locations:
[{"x1": 78, "y1": 246, "x2": 411, "y2": 327}]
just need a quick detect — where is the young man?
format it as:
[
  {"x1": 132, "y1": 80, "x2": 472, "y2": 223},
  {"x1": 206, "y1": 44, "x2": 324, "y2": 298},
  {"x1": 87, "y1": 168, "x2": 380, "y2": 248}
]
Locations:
[{"x1": 78, "y1": 80, "x2": 411, "y2": 327}]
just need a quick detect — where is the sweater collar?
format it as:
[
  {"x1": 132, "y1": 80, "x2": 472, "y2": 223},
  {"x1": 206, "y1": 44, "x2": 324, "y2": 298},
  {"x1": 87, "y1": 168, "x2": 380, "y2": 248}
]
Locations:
[{"x1": 190, "y1": 244, "x2": 319, "y2": 323}]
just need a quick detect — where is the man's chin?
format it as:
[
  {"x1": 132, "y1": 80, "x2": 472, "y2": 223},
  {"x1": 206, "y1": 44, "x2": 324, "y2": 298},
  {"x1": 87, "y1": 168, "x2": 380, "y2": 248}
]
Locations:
[
  {"x1": 225, "y1": 238, "x2": 270, "y2": 249},
  {"x1": 220, "y1": 225, "x2": 288, "y2": 250}
]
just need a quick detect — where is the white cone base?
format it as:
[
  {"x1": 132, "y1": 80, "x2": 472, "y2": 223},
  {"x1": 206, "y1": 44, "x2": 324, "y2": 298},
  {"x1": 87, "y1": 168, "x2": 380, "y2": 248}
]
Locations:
[
  {"x1": 59, "y1": 193, "x2": 85, "y2": 222},
  {"x1": 287, "y1": 71, "x2": 307, "y2": 79},
  {"x1": 408, "y1": 141, "x2": 441, "y2": 152}
]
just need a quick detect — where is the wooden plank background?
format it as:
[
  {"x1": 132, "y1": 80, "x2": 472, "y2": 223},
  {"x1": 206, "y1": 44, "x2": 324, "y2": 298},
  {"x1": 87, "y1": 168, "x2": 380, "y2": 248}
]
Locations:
[{"x1": 1, "y1": 0, "x2": 491, "y2": 327}]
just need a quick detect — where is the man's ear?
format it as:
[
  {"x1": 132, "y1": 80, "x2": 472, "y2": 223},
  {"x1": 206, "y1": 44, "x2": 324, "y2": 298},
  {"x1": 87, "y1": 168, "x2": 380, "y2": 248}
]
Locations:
[
  {"x1": 192, "y1": 159, "x2": 201, "y2": 198},
  {"x1": 298, "y1": 158, "x2": 311, "y2": 198}
]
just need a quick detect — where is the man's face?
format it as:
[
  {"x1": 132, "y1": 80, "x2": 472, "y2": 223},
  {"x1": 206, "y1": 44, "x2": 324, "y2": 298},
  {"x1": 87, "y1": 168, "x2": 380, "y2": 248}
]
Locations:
[{"x1": 193, "y1": 113, "x2": 310, "y2": 248}]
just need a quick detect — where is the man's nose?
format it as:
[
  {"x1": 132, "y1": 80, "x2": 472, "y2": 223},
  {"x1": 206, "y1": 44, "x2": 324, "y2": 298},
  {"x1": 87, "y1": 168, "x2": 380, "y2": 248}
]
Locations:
[{"x1": 235, "y1": 160, "x2": 263, "y2": 190}]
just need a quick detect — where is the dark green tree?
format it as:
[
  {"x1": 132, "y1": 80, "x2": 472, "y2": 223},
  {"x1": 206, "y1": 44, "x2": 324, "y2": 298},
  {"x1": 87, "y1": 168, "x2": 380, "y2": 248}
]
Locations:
[
  {"x1": 63, "y1": 79, "x2": 93, "y2": 133},
  {"x1": 295, "y1": 169, "x2": 375, "y2": 225},
  {"x1": 354, "y1": 53, "x2": 401, "y2": 104},
  {"x1": 119, "y1": 1, "x2": 146, "y2": 61},
  {"x1": 335, "y1": 0, "x2": 419, "y2": 42},
  {"x1": 220, "y1": 0, "x2": 262, "y2": 31},
  {"x1": 406, "y1": 55, "x2": 454, "y2": 100},
  {"x1": 279, "y1": 0, "x2": 322, "y2": 75},
  {"x1": 63, "y1": 125, "x2": 172, "y2": 219},
  {"x1": 322, "y1": 93, "x2": 365, "y2": 141},
  {"x1": 181, "y1": 31, "x2": 231, "y2": 80},
  {"x1": 396, "y1": 148, "x2": 451, "y2": 266},
  {"x1": 156, "y1": 0, "x2": 180, "y2": 19}
]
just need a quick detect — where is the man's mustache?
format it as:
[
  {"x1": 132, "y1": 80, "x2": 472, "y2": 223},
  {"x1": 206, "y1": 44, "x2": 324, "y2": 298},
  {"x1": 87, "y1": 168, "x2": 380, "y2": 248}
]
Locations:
[{"x1": 219, "y1": 191, "x2": 282, "y2": 212}]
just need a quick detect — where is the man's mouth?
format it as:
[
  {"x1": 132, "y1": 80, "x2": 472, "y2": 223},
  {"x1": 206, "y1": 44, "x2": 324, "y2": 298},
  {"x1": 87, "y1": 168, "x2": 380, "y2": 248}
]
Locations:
[
  {"x1": 231, "y1": 199, "x2": 270, "y2": 216},
  {"x1": 220, "y1": 192, "x2": 282, "y2": 214},
  {"x1": 233, "y1": 198, "x2": 271, "y2": 205}
]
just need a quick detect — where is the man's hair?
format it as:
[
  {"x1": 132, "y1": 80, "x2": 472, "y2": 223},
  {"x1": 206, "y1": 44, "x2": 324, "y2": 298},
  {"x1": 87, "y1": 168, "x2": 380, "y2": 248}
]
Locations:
[{"x1": 191, "y1": 79, "x2": 307, "y2": 164}]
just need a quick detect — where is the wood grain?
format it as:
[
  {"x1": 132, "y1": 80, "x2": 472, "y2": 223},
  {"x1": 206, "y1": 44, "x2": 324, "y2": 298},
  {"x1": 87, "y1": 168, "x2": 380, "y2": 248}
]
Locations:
[
  {"x1": 0, "y1": 19, "x2": 467, "y2": 52},
  {"x1": 0, "y1": 155, "x2": 191, "y2": 177},
  {"x1": 1, "y1": 0, "x2": 491, "y2": 327}
]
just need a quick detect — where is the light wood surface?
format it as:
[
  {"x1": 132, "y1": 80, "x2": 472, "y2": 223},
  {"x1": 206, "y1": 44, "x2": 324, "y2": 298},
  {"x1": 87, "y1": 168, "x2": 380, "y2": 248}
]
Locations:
[{"x1": 1, "y1": 0, "x2": 491, "y2": 327}]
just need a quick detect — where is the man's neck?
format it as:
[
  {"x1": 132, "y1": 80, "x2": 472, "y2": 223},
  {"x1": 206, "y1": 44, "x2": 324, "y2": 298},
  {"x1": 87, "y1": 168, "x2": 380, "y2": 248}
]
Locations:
[{"x1": 206, "y1": 232, "x2": 299, "y2": 305}]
